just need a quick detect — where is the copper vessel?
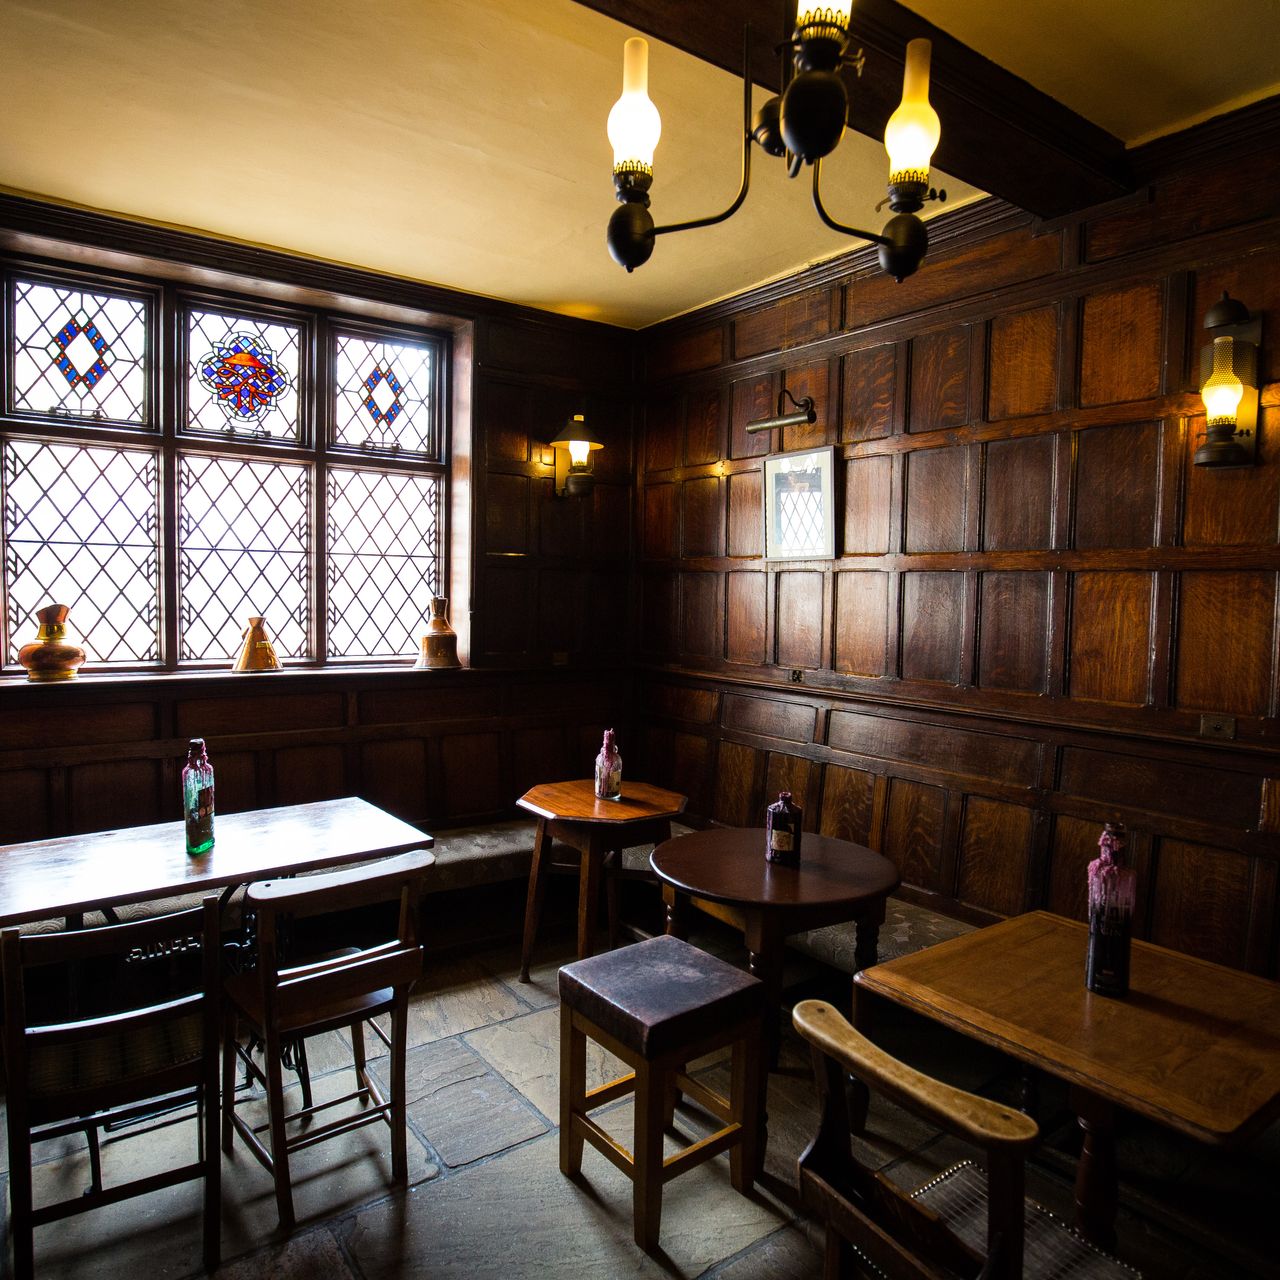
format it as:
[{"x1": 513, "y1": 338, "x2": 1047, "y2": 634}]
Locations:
[
  {"x1": 17, "y1": 603, "x2": 86, "y2": 682},
  {"x1": 232, "y1": 616, "x2": 282, "y2": 672},
  {"x1": 415, "y1": 597, "x2": 461, "y2": 669}
]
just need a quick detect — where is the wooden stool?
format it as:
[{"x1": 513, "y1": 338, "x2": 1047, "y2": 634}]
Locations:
[{"x1": 557, "y1": 934, "x2": 766, "y2": 1252}]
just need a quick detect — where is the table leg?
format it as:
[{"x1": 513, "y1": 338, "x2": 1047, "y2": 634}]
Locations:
[
  {"x1": 519, "y1": 819, "x2": 553, "y2": 983},
  {"x1": 662, "y1": 885, "x2": 689, "y2": 941},
  {"x1": 604, "y1": 848, "x2": 621, "y2": 950},
  {"x1": 1071, "y1": 1085, "x2": 1119, "y2": 1251},
  {"x1": 577, "y1": 839, "x2": 604, "y2": 960},
  {"x1": 744, "y1": 915, "x2": 785, "y2": 1070},
  {"x1": 853, "y1": 903, "x2": 884, "y2": 971}
]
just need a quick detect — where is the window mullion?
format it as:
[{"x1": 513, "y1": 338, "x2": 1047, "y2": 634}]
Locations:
[
  {"x1": 314, "y1": 315, "x2": 329, "y2": 665},
  {"x1": 160, "y1": 283, "x2": 179, "y2": 671}
]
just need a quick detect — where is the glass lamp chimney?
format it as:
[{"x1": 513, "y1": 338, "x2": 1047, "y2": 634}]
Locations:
[
  {"x1": 884, "y1": 38, "x2": 940, "y2": 188},
  {"x1": 607, "y1": 38, "x2": 662, "y2": 175}
]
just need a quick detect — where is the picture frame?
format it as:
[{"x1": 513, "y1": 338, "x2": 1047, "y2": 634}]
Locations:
[{"x1": 762, "y1": 445, "x2": 836, "y2": 560}]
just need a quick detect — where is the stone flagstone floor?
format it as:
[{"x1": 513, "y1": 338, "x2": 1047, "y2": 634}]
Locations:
[{"x1": 4, "y1": 927, "x2": 1277, "y2": 1279}]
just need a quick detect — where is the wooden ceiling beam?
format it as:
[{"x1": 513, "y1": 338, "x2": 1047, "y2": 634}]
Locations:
[{"x1": 573, "y1": 0, "x2": 1131, "y2": 218}]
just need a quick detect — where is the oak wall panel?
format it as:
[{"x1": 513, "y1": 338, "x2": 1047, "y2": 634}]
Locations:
[
  {"x1": 539, "y1": 486, "x2": 584, "y2": 558},
  {"x1": 440, "y1": 732, "x2": 506, "y2": 818},
  {"x1": 987, "y1": 307, "x2": 1058, "y2": 419},
  {"x1": 361, "y1": 739, "x2": 428, "y2": 820},
  {"x1": 841, "y1": 344, "x2": 897, "y2": 442},
  {"x1": 730, "y1": 374, "x2": 776, "y2": 460},
  {"x1": 723, "y1": 693, "x2": 815, "y2": 744},
  {"x1": 641, "y1": 681, "x2": 719, "y2": 724},
  {"x1": 645, "y1": 394, "x2": 681, "y2": 473},
  {"x1": 672, "y1": 731, "x2": 713, "y2": 816},
  {"x1": 726, "y1": 572, "x2": 767, "y2": 665},
  {"x1": 781, "y1": 362, "x2": 831, "y2": 452},
  {"x1": 479, "y1": 380, "x2": 534, "y2": 463},
  {"x1": 901, "y1": 572, "x2": 964, "y2": 684},
  {"x1": 766, "y1": 753, "x2": 816, "y2": 828},
  {"x1": 1194, "y1": 249, "x2": 1280, "y2": 385},
  {"x1": 982, "y1": 436, "x2": 1053, "y2": 550},
  {"x1": 1183, "y1": 409, "x2": 1280, "y2": 546},
  {"x1": 908, "y1": 328, "x2": 969, "y2": 433},
  {"x1": 714, "y1": 740, "x2": 759, "y2": 826},
  {"x1": 478, "y1": 566, "x2": 535, "y2": 655},
  {"x1": 682, "y1": 477, "x2": 724, "y2": 558},
  {"x1": 905, "y1": 448, "x2": 967, "y2": 552},
  {"x1": 844, "y1": 454, "x2": 893, "y2": 554},
  {"x1": 1046, "y1": 814, "x2": 1101, "y2": 921},
  {"x1": 681, "y1": 572, "x2": 722, "y2": 659},
  {"x1": 212, "y1": 751, "x2": 259, "y2": 816},
  {"x1": 978, "y1": 572, "x2": 1048, "y2": 693},
  {"x1": 1069, "y1": 571, "x2": 1152, "y2": 705},
  {"x1": 776, "y1": 572, "x2": 824, "y2": 670},
  {"x1": 643, "y1": 483, "x2": 677, "y2": 559},
  {"x1": 0, "y1": 770, "x2": 48, "y2": 842},
  {"x1": 641, "y1": 571, "x2": 678, "y2": 656},
  {"x1": 512, "y1": 727, "x2": 567, "y2": 799},
  {"x1": 0, "y1": 703, "x2": 154, "y2": 750},
  {"x1": 1150, "y1": 839, "x2": 1253, "y2": 968},
  {"x1": 727, "y1": 471, "x2": 764, "y2": 558},
  {"x1": 883, "y1": 778, "x2": 946, "y2": 891},
  {"x1": 957, "y1": 797, "x2": 1033, "y2": 915},
  {"x1": 485, "y1": 473, "x2": 530, "y2": 553},
  {"x1": 819, "y1": 763, "x2": 876, "y2": 846},
  {"x1": 649, "y1": 324, "x2": 724, "y2": 379},
  {"x1": 734, "y1": 287, "x2": 835, "y2": 359},
  {"x1": 70, "y1": 760, "x2": 162, "y2": 834},
  {"x1": 1174, "y1": 570, "x2": 1274, "y2": 716},
  {"x1": 360, "y1": 686, "x2": 504, "y2": 725},
  {"x1": 275, "y1": 746, "x2": 345, "y2": 807},
  {"x1": 685, "y1": 387, "x2": 724, "y2": 466},
  {"x1": 1073, "y1": 421, "x2": 1160, "y2": 549},
  {"x1": 177, "y1": 694, "x2": 343, "y2": 738},
  {"x1": 834, "y1": 572, "x2": 889, "y2": 677},
  {"x1": 1080, "y1": 283, "x2": 1164, "y2": 406}
]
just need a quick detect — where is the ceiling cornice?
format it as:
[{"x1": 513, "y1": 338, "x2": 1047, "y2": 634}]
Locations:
[{"x1": 571, "y1": 0, "x2": 1130, "y2": 218}]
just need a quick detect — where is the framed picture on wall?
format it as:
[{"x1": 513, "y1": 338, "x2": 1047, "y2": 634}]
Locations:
[{"x1": 762, "y1": 445, "x2": 836, "y2": 560}]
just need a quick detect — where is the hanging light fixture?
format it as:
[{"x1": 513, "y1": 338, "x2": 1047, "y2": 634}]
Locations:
[
  {"x1": 1193, "y1": 292, "x2": 1261, "y2": 468},
  {"x1": 549, "y1": 413, "x2": 604, "y2": 497},
  {"x1": 606, "y1": 6, "x2": 945, "y2": 283}
]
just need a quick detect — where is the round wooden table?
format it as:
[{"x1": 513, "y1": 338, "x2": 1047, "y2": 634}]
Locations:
[
  {"x1": 651, "y1": 828, "x2": 899, "y2": 1064},
  {"x1": 517, "y1": 779, "x2": 687, "y2": 981}
]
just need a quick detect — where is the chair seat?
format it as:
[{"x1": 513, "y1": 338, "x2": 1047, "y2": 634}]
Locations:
[
  {"x1": 224, "y1": 970, "x2": 394, "y2": 1037},
  {"x1": 912, "y1": 1161, "x2": 1140, "y2": 1278},
  {"x1": 558, "y1": 934, "x2": 763, "y2": 1059},
  {"x1": 28, "y1": 1010, "x2": 204, "y2": 1102}
]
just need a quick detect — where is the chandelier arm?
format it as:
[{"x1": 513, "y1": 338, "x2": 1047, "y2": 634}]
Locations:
[
  {"x1": 652, "y1": 24, "x2": 756, "y2": 239},
  {"x1": 810, "y1": 158, "x2": 891, "y2": 247}
]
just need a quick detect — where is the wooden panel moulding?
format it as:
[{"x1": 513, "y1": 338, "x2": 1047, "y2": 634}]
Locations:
[
  {"x1": 977, "y1": 572, "x2": 1050, "y2": 693},
  {"x1": 685, "y1": 387, "x2": 724, "y2": 466},
  {"x1": 643, "y1": 482, "x2": 678, "y2": 560},
  {"x1": 841, "y1": 344, "x2": 898, "y2": 443},
  {"x1": 733, "y1": 287, "x2": 836, "y2": 360},
  {"x1": 819, "y1": 763, "x2": 877, "y2": 846},
  {"x1": 714, "y1": 739, "x2": 761, "y2": 827},
  {"x1": 639, "y1": 680, "x2": 719, "y2": 724},
  {"x1": 956, "y1": 796, "x2": 1034, "y2": 917},
  {"x1": 1149, "y1": 838, "x2": 1255, "y2": 970},
  {"x1": 680, "y1": 571, "x2": 722, "y2": 660},
  {"x1": 727, "y1": 470, "x2": 764, "y2": 558},
  {"x1": 981, "y1": 435, "x2": 1054, "y2": 551},
  {"x1": 843, "y1": 454, "x2": 893, "y2": 554},
  {"x1": 776, "y1": 572, "x2": 825, "y2": 671},
  {"x1": 827, "y1": 709, "x2": 1040, "y2": 788},
  {"x1": 681, "y1": 476, "x2": 724, "y2": 558},
  {"x1": 1174, "y1": 570, "x2": 1274, "y2": 717},
  {"x1": 883, "y1": 777, "x2": 947, "y2": 892},
  {"x1": 648, "y1": 323, "x2": 725, "y2": 380},
  {"x1": 780, "y1": 362, "x2": 832, "y2": 453},
  {"x1": 908, "y1": 327, "x2": 970, "y2": 433},
  {"x1": 722, "y1": 692, "x2": 815, "y2": 744},
  {"x1": 834, "y1": 571, "x2": 889, "y2": 678},
  {"x1": 987, "y1": 306, "x2": 1059, "y2": 420},
  {"x1": 1058, "y1": 747, "x2": 1261, "y2": 829},
  {"x1": 1068, "y1": 571, "x2": 1153, "y2": 706},
  {"x1": 845, "y1": 226, "x2": 1062, "y2": 332},
  {"x1": 729, "y1": 373, "x2": 777, "y2": 461},
  {"x1": 1073, "y1": 420, "x2": 1161, "y2": 549},
  {"x1": 1079, "y1": 282, "x2": 1166, "y2": 407},
  {"x1": 726, "y1": 572, "x2": 768, "y2": 666},
  {"x1": 901, "y1": 571, "x2": 965, "y2": 684}
]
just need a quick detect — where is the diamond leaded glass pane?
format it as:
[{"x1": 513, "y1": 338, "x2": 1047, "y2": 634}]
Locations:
[
  {"x1": 10, "y1": 278, "x2": 149, "y2": 424},
  {"x1": 185, "y1": 308, "x2": 301, "y2": 440},
  {"x1": 326, "y1": 468, "x2": 440, "y2": 658},
  {"x1": 177, "y1": 455, "x2": 310, "y2": 661},
  {"x1": 333, "y1": 332, "x2": 436, "y2": 455},
  {"x1": 2, "y1": 440, "x2": 160, "y2": 664}
]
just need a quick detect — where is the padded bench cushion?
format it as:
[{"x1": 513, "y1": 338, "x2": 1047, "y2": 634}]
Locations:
[{"x1": 789, "y1": 896, "x2": 975, "y2": 974}]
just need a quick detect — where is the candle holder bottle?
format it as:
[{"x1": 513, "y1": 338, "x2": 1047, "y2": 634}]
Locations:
[
  {"x1": 594, "y1": 729, "x2": 622, "y2": 800},
  {"x1": 1085, "y1": 822, "x2": 1136, "y2": 997},
  {"x1": 182, "y1": 738, "x2": 216, "y2": 856},
  {"x1": 765, "y1": 791, "x2": 802, "y2": 865}
]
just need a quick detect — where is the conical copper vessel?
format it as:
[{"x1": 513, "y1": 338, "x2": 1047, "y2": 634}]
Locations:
[
  {"x1": 232, "y1": 616, "x2": 282, "y2": 672},
  {"x1": 17, "y1": 603, "x2": 86, "y2": 682}
]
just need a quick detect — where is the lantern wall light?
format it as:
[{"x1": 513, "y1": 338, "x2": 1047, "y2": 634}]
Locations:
[
  {"x1": 1194, "y1": 292, "x2": 1262, "y2": 469},
  {"x1": 606, "y1": 5, "x2": 945, "y2": 283},
  {"x1": 550, "y1": 413, "x2": 603, "y2": 497}
]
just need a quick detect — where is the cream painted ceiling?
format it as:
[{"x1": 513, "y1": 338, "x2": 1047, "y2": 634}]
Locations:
[{"x1": 1, "y1": 0, "x2": 1276, "y2": 329}]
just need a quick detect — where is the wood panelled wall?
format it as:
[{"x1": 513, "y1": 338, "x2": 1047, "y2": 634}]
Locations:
[
  {"x1": 633, "y1": 119, "x2": 1280, "y2": 975},
  {"x1": 0, "y1": 201, "x2": 635, "y2": 840}
]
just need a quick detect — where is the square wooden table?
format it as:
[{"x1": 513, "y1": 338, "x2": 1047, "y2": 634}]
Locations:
[
  {"x1": 853, "y1": 910, "x2": 1280, "y2": 1249},
  {"x1": 0, "y1": 797, "x2": 433, "y2": 928}
]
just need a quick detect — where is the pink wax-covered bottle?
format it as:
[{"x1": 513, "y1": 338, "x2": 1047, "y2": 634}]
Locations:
[
  {"x1": 594, "y1": 729, "x2": 622, "y2": 800},
  {"x1": 1085, "y1": 822, "x2": 1136, "y2": 997}
]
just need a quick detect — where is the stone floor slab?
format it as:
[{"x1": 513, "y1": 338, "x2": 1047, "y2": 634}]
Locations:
[
  {"x1": 372, "y1": 957, "x2": 527, "y2": 1050},
  {"x1": 215, "y1": 1225, "x2": 356, "y2": 1279},
  {"x1": 712, "y1": 1223, "x2": 824, "y2": 1279}
]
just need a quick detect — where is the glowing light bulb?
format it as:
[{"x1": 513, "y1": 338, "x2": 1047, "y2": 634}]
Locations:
[
  {"x1": 607, "y1": 38, "x2": 662, "y2": 174},
  {"x1": 884, "y1": 38, "x2": 940, "y2": 185},
  {"x1": 567, "y1": 438, "x2": 591, "y2": 468},
  {"x1": 1202, "y1": 336, "x2": 1245, "y2": 425}
]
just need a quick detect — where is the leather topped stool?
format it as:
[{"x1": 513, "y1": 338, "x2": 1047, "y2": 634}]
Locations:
[{"x1": 558, "y1": 934, "x2": 766, "y2": 1252}]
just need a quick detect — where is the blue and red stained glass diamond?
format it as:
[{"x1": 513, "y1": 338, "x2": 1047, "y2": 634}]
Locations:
[
  {"x1": 363, "y1": 366, "x2": 404, "y2": 427},
  {"x1": 46, "y1": 312, "x2": 112, "y2": 393},
  {"x1": 197, "y1": 333, "x2": 290, "y2": 426}
]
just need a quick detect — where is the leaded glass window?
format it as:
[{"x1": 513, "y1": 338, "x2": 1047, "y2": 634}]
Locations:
[
  {"x1": 9, "y1": 278, "x2": 149, "y2": 424},
  {"x1": 185, "y1": 307, "x2": 302, "y2": 441},
  {"x1": 2, "y1": 440, "x2": 160, "y2": 663},
  {"x1": 326, "y1": 468, "x2": 440, "y2": 658},
  {"x1": 333, "y1": 332, "x2": 436, "y2": 455}
]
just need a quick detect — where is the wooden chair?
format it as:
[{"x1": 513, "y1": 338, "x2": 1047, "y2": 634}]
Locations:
[
  {"x1": 1, "y1": 898, "x2": 222, "y2": 1280},
  {"x1": 221, "y1": 848, "x2": 431, "y2": 1230},
  {"x1": 792, "y1": 1000, "x2": 1138, "y2": 1280}
]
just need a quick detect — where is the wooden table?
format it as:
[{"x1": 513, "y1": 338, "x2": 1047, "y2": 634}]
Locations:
[
  {"x1": 517, "y1": 779, "x2": 686, "y2": 981},
  {"x1": 652, "y1": 827, "x2": 900, "y2": 1064},
  {"x1": 854, "y1": 910, "x2": 1280, "y2": 1249},
  {"x1": 0, "y1": 797, "x2": 433, "y2": 928}
]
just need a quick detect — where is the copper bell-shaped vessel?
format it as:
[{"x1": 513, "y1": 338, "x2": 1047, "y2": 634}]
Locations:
[
  {"x1": 232, "y1": 616, "x2": 282, "y2": 672},
  {"x1": 17, "y1": 603, "x2": 87, "y2": 682},
  {"x1": 415, "y1": 597, "x2": 461, "y2": 669}
]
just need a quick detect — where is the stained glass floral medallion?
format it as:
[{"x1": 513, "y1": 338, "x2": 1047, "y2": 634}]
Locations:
[
  {"x1": 186, "y1": 309, "x2": 301, "y2": 440},
  {"x1": 10, "y1": 279, "x2": 149, "y2": 424},
  {"x1": 334, "y1": 333, "x2": 435, "y2": 455}
]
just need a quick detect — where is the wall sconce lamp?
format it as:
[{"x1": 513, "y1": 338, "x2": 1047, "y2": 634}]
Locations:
[
  {"x1": 606, "y1": 11, "x2": 944, "y2": 283},
  {"x1": 746, "y1": 389, "x2": 817, "y2": 433},
  {"x1": 550, "y1": 413, "x2": 603, "y2": 497},
  {"x1": 1194, "y1": 292, "x2": 1262, "y2": 468}
]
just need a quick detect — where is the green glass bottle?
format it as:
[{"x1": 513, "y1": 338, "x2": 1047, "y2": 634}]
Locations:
[{"x1": 182, "y1": 738, "x2": 215, "y2": 856}]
